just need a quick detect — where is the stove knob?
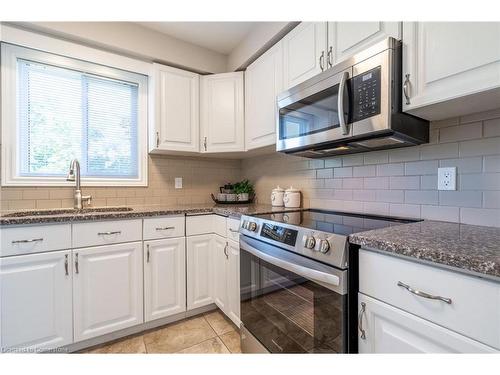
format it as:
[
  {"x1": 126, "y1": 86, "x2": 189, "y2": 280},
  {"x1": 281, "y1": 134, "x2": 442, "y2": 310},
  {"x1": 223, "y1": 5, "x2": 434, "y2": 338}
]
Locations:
[
  {"x1": 246, "y1": 221, "x2": 258, "y2": 232},
  {"x1": 302, "y1": 235, "x2": 316, "y2": 249},
  {"x1": 315, "y1": 239, "x2": 331, "y2": 254}
]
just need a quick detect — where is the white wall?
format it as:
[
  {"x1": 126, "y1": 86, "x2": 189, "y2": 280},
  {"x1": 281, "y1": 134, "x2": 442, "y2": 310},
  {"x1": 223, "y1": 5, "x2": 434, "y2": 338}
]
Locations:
[{"x1": 5, "y1": 22, "x2": 228, "y2": 74}]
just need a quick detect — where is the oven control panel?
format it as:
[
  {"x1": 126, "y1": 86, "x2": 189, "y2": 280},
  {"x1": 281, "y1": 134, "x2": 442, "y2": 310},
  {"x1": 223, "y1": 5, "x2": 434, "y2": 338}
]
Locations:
[
  {"x1": 351, "y1": 66, "x2": 381, "y2": 122},
  {"x1": 260, "y1": 223, "x2": 297, "y2": 246}
]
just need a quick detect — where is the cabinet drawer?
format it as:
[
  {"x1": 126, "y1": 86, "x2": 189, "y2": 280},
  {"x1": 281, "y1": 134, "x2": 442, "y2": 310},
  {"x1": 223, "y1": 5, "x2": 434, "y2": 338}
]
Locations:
[
  {"x1": 186, "y1": 214, "x2": 213, "y2": 236},
  {"x1": 226, "y1": 217, "x2": 240, "y2": 242},
  {"x1": 359, "y1": 249, "x2": 500, "y2": 349},
  {"x1": 143, "y1": 216, "x2": 185, "y2": 240},
  {"x1": 72, "y1": 219, "x2": 142, "y2": 248},
  {"x1": 0, "y1": 224, "x2": 71, "y2": 257},
  {"x1": 213, "y1": 215, "x2": 227, "y2": 237}
]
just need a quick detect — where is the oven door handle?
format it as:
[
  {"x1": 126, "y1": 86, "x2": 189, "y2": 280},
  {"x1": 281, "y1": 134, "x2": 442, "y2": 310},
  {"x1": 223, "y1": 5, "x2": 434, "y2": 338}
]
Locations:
[
  {"x1": 240, "y1": 238, "x2": 340, "y2": 288},
  {"x1": 338, "y1": 71, "x2": 349, "y2": 136}
]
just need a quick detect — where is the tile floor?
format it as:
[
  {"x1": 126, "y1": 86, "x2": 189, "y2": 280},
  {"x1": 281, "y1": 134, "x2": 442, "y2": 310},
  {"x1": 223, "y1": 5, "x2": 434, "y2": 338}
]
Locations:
[{"x1": 82, "y1": 309, "x2": 241, "y2": 354}]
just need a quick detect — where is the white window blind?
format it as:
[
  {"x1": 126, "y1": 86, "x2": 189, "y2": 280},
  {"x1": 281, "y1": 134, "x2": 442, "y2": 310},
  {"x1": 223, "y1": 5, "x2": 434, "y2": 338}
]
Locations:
[{"x1": 17, "y1": 59, "x2": 139, "y2": 179}]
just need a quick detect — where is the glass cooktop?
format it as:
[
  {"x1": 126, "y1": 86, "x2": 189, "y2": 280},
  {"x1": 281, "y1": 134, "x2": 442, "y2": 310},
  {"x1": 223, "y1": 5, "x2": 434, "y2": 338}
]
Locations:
[{"x1": 254, "y1": 209, "x2": 418, "y2": 236}]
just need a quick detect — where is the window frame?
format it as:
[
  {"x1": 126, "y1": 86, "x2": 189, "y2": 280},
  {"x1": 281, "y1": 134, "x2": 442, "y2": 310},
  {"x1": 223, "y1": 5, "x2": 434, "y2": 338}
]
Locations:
[{"x1": 1, "y1": 43, "x2": 149, "y2": 187}]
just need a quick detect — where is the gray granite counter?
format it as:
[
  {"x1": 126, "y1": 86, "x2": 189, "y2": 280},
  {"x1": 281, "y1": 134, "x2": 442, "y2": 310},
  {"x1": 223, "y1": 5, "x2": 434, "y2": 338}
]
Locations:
[
  {"x1": 0, "y1": 204, "x2": 301, "y2": 226},
  {"x1": 349, "y1": 220, "x2": 500, "y2": 281}
]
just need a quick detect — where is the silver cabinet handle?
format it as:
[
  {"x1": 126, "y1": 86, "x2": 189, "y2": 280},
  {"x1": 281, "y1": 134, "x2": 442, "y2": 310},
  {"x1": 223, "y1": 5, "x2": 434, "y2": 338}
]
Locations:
[
  {"x1": 11, "y1": 238, "x2": 43, "y2": 244},
  {"x1": 224, "y1": 242, "x2": 229, "y2": 259},
  {"x1": 397, "y1": 281, "x2": 452, "y2": 304},
  {"x1": 146, "y1": 244, "x2": 150, "y2": 263},
  {"x1": 203, "y1": 137, "x2": 207, "y2": 151},
  {"x1": 75, "y1": 253, "x2": 79, "y2": 274},
  {"x1": 156, "y1": 131, "x2": 160, "y2": 148},
  {"x1": 228, "y1": 228, "x2": 239, "y2": 233},
  {"x1": 319, "y1": 51, "x2": 325, "y2": 71},
  {"x1": 64, "y1": 254, "x2": 69, "y2": 276},
  {"x1": 337, "y1": 71, "x2": 350, "y2": 136},
  {"x1": 97, "y1": 231, "x2": 122, "y2": 236},
  {"x1": 403, "y1": 73, "x2": 411, "y2": 105},
  {"x1": 155, "y1": 226, "x2": 175, "y2": 231},
  {"x1": 327, "y1": 46, "x2": 333, "y2": 68},
  {"x1": 358, "y1": 302, "x2": 366, "y2": 340}
]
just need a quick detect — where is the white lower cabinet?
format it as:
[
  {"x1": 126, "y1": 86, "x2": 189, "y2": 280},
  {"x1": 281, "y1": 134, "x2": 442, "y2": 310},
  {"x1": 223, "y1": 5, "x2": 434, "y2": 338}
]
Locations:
[
  {"x1": 226, "y1": 239, "x2": 240, "y2": 326},
  {"x1": 73, "y1": 242, "x2": 143, "y2": 342},
  {"x1": 186, "y1": 234, "x2": 214, "y2": 309},
  {"x1": 213, "y1": 234, "x2": 228, "y2": 312},
  {"x1": 358, "y1": 293, "x2": 497, "y2": 353},
  {"x1": 144, "y1": 238, "x2": 186, "y2": 322},
  {"x1": 0, "y1": 250, "x2": 73, "y2": 351}
]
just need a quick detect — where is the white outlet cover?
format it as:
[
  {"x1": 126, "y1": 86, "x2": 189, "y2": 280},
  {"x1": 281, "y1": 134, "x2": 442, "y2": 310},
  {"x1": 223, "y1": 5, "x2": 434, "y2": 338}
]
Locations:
[
  {"x1": 438, "y1": 167, "x2": 456, "y2": 191},
  {"x1": 174, "y1": 177, "x2": 183, "y2": 189}
]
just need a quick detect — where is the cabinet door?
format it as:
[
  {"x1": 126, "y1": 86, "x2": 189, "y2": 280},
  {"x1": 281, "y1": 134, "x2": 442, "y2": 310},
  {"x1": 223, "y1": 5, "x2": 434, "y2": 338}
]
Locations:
[
  {"x1": 0, "y1": 250, "x2": 73, "y2": 351},
  {"x1": 151, "y1": 63, "x2": 199, "y2": 153},
  {"x1": 245, "y1": 41, "x2": 283, "y2": 150},
  {"x1": 227, "y1": 239, "x2": 240, "y2": 327},
  {"x1": 73, "y1": 242, "x2": 143, "y2": 342},
  {"x1": 402, "y1": 22, "x2": 500, "y2": 119},
  {"x1": 200, "y1": 72, "x2": 244, "y2": 153},
  {"x1": 327, "y1": 22, "x2": 400, "y2": 65},
  {"x1": 186, "y1": 234, "x2": 214, "y2": 309},
  {"x1": 358, "y1": 293, "x2": 497, "y2": 353},
  {"x1": 144, "y1": 238, "x2": 186, "y2": 322},
  {"x1": 213, "y1": 235, "x2": 228, "y2": 313},
  {"x1": 283, "y1": 22, "x2": 327, "y2": 89}
]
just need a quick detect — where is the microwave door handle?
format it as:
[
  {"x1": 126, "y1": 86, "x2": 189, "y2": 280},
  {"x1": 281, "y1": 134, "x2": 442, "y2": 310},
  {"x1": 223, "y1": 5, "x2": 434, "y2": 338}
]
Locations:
[
  {"x1": 240, "y1": 239, "x2": 340, "y2": 288},
  {"x1": 338, "y1": 71, "x2": 349, "y2": 136}
]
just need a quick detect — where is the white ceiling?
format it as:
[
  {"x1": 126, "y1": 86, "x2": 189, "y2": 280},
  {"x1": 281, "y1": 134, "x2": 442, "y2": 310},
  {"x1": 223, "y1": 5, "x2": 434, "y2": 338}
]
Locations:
[{"x1": 137, "y1": 22, "x2": 263, "y2": 55}]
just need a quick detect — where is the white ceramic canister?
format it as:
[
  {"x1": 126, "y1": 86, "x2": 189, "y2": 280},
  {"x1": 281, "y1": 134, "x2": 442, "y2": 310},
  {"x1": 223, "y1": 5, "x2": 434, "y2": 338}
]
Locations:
[
  {"x1": 283, "y1": 186, "x2": 301, "y2": 208},
  {"x1": 271, "y1": 186, "x2": 285, "y2": 207}
]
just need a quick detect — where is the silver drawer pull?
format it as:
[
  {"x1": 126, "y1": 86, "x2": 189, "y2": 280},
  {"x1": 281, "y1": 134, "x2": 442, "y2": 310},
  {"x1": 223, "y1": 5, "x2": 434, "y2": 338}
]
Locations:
[
  {"x1": 97, "y1": 231, "x2": 121, "y2": 236},
  {"x1": 358, "y1": 302, "x2": 366, "y2": 340},
  {"x1": 12, "y1": 238, "x2": 43, "y2": 244},
  {"x1": 397, "y1": 281, "x2": 452, "y2": 304},
  {"x1": 155, "y1": 226, "x2": 175, "y2": 231},
  {"x1": 228, "y1": 228, "x2": 239, "y2": 233}
]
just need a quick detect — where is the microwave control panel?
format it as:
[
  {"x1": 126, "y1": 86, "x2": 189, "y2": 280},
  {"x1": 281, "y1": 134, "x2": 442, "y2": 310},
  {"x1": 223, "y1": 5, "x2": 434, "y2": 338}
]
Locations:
[{"x1": 351, "y1": 66, "x2": 381, "y2": 122}]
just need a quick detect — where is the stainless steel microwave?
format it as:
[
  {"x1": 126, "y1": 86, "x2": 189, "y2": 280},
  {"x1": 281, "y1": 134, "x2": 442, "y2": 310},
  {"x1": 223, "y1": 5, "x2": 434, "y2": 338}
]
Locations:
[{"x1": 276, "y1": 38, "x2": 429, "y2": 158}]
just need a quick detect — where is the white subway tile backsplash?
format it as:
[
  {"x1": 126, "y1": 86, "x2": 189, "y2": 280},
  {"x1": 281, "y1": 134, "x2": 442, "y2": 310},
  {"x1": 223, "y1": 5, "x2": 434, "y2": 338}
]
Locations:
[
  {"x1": 483, "y1": 118, "x2": 500, "y2": 137},
  {"x1": 353, "y1": 189, "x2": 376, "y2": 201},
  {"x1": 484, "y1": 155, "x2": 500, "y2": 173},
  {"x1": 334, "y1": 167, "x2": 353, "y2": 178},
  {"x1": 460, "y1": 108, "x2": 500, "y2": 123},
  {"x1": 324, "y1": 178, "x2": 343, "y2": 189},
  {"x1": 420, "y1": 142, "x2": 459, "y2": 160},
  {"x1": 363, "y1": 201, "x2": 390, "y2": 215},
  {"x1": 439, "y1": 122, "x2": 482, "y2": 142},
  {"x1": 324, "y1": 158, "x2": 342, "y2": 168},
  {"x1": 364, "y1": 177, "x2": 389, "y2": 189},
  {"x1": 342, "y1": 178, "x2": 363, "y2": 189},
  {"x1": 316, "y1": 168, "x2": 333, "y2": 179},
  {"x1": 439, "y1": 157, "x2": 483, "y2": 173},
  {"x1": 389, "y1": 203, "x2": 421, "y2": 218},
  {"x1": 353, "y1": 165, "x2": 376, "y2": 177},
  {"x1": 483, "y1": 191, "x2": 500, "y2": 209},
  {"x1": 376, "y1": 163, "x2": 404, "y2": 176},
  {"x1": 390, "y1": 176, "x2": 420, "y2": 190},
  {"x1": 389, "y1": 147, "x2": 420, "y2": 163},
  {"x1": 460, "y1": 173, "x2": 500, "y2": 190},
  {"x1": 420, "y1": 175, "x2": 437, "y2": 190},
  {"x1": 405, "y1": 160, "x2": 438, "y2": 175},
  {"x1": 439, "y1": 191, "x2": 482, "y2": 208},
  {"x1": 309, "y1": 159, "x2": 325, "y2": 169},
  {"x1": 421, "y1": 205, "x2": 460, "y2": 222},
  {"x1": 376, "y1": 190, "x2": 404, "y2": 203},
  {"x1": 405, "y1": 190, "x2": 439, "y2": 205},
  {"x1": 459, "y1": 137, "x2": 500, "y2": 157},
  {"x1": 460, "y1": 208, "x2": 500, "y2": 227},
  {"x1": 363, "y1": 151, "x2": 389, "y2": 165},
  {"x1": 342, "y1": 154, "x2": 364, "y2": 166}
]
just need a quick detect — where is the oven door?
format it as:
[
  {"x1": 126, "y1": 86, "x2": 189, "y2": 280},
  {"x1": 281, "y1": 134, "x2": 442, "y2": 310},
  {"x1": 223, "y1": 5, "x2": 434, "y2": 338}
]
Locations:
[
  {"x1": 240, "y1": 236, "x2": 348, "y2": 353},
  {"x1": 276, "y1": 67, "x2": 353, "y2": 153}
]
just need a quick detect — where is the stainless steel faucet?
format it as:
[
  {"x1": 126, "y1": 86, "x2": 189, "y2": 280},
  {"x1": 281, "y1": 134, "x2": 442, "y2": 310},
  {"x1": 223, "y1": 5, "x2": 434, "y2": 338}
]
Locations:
[{"x1": 67, "y1": 159, "x2": 92, "y2": 209}]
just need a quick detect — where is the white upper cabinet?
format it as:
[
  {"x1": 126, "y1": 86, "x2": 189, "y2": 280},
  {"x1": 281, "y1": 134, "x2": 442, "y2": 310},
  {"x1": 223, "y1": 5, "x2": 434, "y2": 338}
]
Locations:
[
  {"x1": 402, "y1": 22, "x2": 500, "y2": 120},
  {"x1": 283, "y1": 22, "x2": 327, "y2": 90},
  {"x1": 0, "y1": 250, "x2": 73, "y2": 351},
  {"x1": 245, "y1": 41, "x2": 284, "y2": 150},
  {"x1": 144, "y1": 238, "x2": 186, "y2": 322},
  {"x1": 73, "y1": 242, "x2": 143, "y2": 342},
  {"x1": 150, "y1": 63, "x2": 200, "y2": 154},
  {"x1": 327, "y1": 22, "x2": 401, "y2": 65},
  {"x1": 200, "y1": 72, "x2": 245, "y2": 153}
]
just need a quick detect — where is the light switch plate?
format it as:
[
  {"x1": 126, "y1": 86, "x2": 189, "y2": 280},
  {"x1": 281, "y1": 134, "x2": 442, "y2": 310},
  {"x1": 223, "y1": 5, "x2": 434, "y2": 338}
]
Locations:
[
  {"x1": 174, "y1": 177, "x2": 183, "y2": 189},
  {"x1": 438, "y1": 167, "x2": 456, "y2": 190}
]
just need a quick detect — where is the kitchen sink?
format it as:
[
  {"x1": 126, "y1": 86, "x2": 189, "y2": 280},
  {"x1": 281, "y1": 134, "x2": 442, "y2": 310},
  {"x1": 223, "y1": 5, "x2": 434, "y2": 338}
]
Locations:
[{"x1": 2, "y1": 207, "x2": 134, "y2": 217}]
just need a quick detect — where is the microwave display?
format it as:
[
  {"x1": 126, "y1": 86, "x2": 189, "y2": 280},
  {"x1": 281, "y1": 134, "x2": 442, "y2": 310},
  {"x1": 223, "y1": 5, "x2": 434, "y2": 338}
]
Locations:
[{"x1": 352, "y1": 66, "x2": 381, "y2": 122}]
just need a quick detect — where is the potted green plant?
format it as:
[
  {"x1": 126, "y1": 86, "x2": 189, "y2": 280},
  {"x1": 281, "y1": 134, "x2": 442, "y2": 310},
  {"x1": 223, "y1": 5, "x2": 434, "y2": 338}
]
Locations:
[{"x1": 233, "y1": 179, "x2": 254, "y2": 202}]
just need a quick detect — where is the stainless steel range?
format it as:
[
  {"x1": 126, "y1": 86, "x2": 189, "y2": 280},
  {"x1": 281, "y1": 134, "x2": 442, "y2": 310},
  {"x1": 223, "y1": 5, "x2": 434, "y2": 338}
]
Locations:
[{"x1": 239, "y1": 209, "x2": 415, "y2": 353}]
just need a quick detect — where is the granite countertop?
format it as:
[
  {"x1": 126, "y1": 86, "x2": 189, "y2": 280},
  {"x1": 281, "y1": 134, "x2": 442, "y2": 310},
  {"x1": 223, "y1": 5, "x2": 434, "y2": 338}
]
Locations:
[
  {"x1": 0, "y1": 204, "x2": 301, "y2": 226},
  {"x1": 349, "y1": 220, "x2": 500, "y2": 281}
]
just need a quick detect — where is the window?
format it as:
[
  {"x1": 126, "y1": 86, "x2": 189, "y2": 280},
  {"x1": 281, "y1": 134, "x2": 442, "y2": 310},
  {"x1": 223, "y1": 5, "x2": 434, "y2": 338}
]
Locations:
[{"x1": 2, "y1": 43, "x2": 148, "y2": 186}]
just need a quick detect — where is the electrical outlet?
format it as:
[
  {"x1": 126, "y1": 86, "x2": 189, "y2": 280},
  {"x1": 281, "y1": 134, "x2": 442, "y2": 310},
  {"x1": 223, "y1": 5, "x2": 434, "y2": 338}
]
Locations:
[
  {"x1": 174, "y1": 177, "x2": 183, "y2": 189},
  {"x1": 438, "y1": 167, "x2": 456, "y2": 190}
]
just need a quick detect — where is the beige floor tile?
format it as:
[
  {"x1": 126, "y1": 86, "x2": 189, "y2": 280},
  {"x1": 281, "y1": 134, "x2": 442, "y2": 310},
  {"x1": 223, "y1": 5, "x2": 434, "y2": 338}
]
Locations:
[
  {"x1": 85, "y1": 335, "x2": 146, "y2": 354},
  {"x1": 144, "y1": 316, "x2": 217, "y2": 353},
  {"x1": 219, "y1": 331, "x2": 241, "y2": 353},
  {"x1": 204, "y1": 310, "x2": 236, "y2": 335},
  {"x1": 176, "y1": 337, "x2": 230, "y2": 354}
]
